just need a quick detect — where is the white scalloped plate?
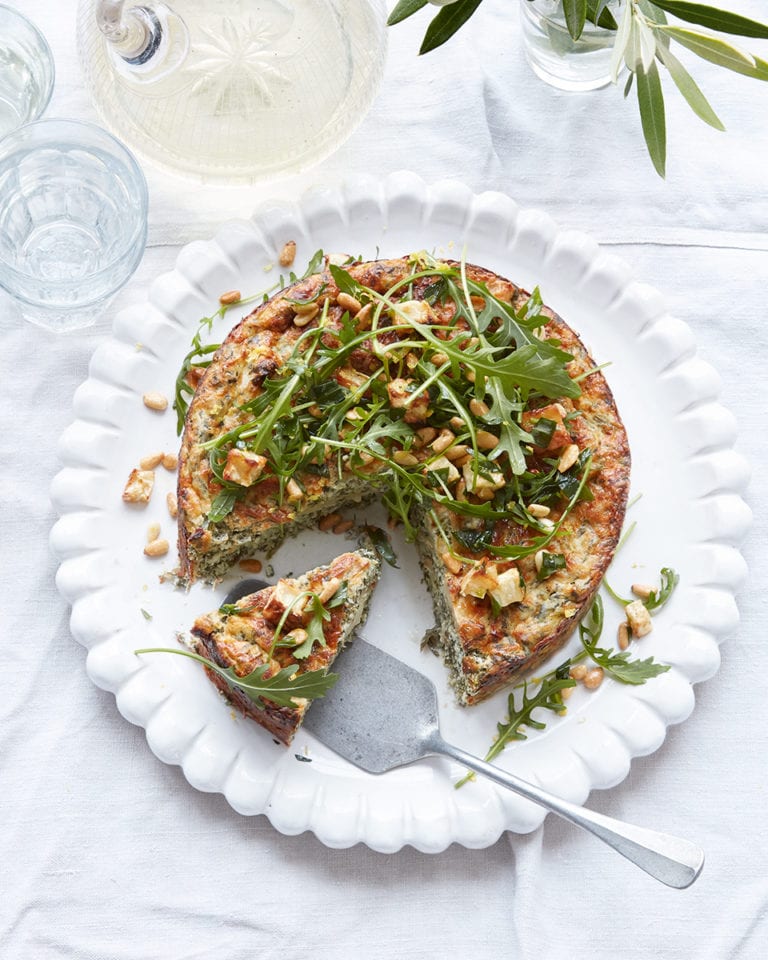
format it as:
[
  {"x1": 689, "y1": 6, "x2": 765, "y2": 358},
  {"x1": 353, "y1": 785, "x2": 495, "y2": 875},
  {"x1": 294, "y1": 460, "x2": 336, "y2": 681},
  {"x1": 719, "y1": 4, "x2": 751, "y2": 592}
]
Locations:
[{"x1": 50, "y1": 172, "x2": 751, "y2": 852}]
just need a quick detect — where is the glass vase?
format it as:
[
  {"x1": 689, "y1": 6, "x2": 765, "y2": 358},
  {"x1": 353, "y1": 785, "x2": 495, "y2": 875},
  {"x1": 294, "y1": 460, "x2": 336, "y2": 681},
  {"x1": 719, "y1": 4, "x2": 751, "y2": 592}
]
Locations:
[{"x1": 519, "y1": 0, "x2": 621, "y2": 92}]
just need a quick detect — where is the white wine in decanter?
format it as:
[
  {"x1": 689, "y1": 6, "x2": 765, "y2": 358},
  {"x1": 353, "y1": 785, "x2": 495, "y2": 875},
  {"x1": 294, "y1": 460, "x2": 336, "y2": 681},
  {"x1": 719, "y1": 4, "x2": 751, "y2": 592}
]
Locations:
[{"x1": 78, "y1": 0, "x2": 387, "y2": 182}]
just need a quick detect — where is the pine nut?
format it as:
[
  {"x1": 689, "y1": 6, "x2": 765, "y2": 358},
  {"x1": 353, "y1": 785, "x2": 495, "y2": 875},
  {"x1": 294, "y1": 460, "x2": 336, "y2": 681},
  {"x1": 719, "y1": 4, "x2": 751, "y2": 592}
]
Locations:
[
  {"x1": 219, "y1": 289, "x2": 241, "y2": 305},
  {"x1": 284, "y1": 627, "x2": 307, "y2": 647},
  {"x1": 318, "y1": 577, "x2": 342, "y2": 604},
  {"x1": 166, "y1": 492, "x2": 178, "y2": 518},
  {"x1": 444, "y1": 444, "x2": 469, "y2": 462},
  {"x1": 286, "y1": 478, "x2": 303, "y2": 501},
  {"x1": 293, "y1": 299, "x2": 319, "y2": 315},
  {"x1": 293, "y1": 309, "x2": 318, "y2": 327},
  {"x1": 534, "y1": 549, "x2": 545, "y2": 573},
  {"x1": 455, "y1": 479, "x2": 466, "y2": 500},
  {"x1": 476, "y1": 430, "x2": 499, "y2": 451},
  {"x1": 569, "y1": 664, "x2": 587, "y2": 681},
  {"x1": 278, "y1": 240, "x2": 296, "y2": 267},
  {"x1": 355, "y1": 303, "x2": 373, "y2": 329},
  {"x1": 393, "y1": 450, "x2": 419, "y2": 467},
  {"x1": 449, "y1": 416, "x2": 465, "y2": 431},
  {"x1": 441, "y1": 552, "x2": 462, "y2": 575},
  {"x1": 333, "y1": 519, "x2": 354, "y2": 534},
  {"x1": 162, "y1": 453, "x2": 178, "y2": 471},
  {"x1": 557, "y1": 443, "x2": 580, "y2": 473},
  {"x1": 465, "y1": 370, "x2": 476, "y2": 383},
  {"x1": 528, "y1": 503, "x2": 550, "y2": 518},
  {"x1": 142, "y1": 391, "x2": 168, "y2": 412},
  {"x1": 146, "y1": 522, "x2": 161, "y2": 543},
  {"x1": 337, "y1": 292, "x2": 361, "y2": 314},
  {"x1": 416, "y1": 426, "x2": 437, "y2": 444},
  {"x1": 618, "y1": 622, "x2": 630, "y2": 650},
  {"x1": 431, "y1": 429, "x2": 455, "y2": 453},
  {"x1": 469, "y1": 398, "x2": 489, "y2": 418},
  {"x1": 631, "y1": 583, "x2": 653, "y2": 600},
  {"x1": 583, "y1": 667, "x2": 604, "y2": 690},
  {"x1": 239, "y1": 558, "x2": 263, "y2": 573},
  {"x1": 144, "y1": 538, "x2": 169, "y2": 558},
  {"x1": 140, "y1": 452, "x2": 164, "y2": 470},
  {"x1": 455, "y1": 454, "x2": 472, "y2": 468},
  {"x1": 431, "y1": 351, "x2": 449, "y2": 366},
  {"x1": 560, "y1": 686, "x2": 574, "y2": 701},
  {"x1": 318, "y1": 513, "x2": 342, "y2": 532}
]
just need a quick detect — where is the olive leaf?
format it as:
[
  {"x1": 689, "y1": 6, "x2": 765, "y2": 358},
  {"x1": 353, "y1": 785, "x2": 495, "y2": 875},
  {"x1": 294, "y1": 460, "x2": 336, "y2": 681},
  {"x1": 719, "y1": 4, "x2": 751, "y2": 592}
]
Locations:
[
  {"x1": 610, "y1": 0, "x2": 634, "y2": 82},
  {"x1": 656, "y1": 41, "x2": 725, "y2": 130},
  {"x1": 659, "y1": 26, "x2": 768, "y2": 79},
  {"x1": 387, "y1": 0, "x2": 429, "y2": 26},
  {"x1": 649, "y1": 1, "x2": 768, "y2": 39},
  {"x1": 636, "y1": 60, "x2": 667, "y2": 178},
  {"x1": 563, "y1": 0, "x2": 588, "y2": 41},
  {"x1": 587, "y1": 0, "x2": 618, "y2": 30},
  {"x1": 419, "y1": 0, "x2": 485, "y2": 55}
]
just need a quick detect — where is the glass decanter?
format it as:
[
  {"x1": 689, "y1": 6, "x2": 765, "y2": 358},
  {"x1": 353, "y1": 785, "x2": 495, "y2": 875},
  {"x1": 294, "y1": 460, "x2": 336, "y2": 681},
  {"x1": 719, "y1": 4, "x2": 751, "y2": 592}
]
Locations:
[{"x1": 77, "y1": 0, "x2": 387, "y2": 182}]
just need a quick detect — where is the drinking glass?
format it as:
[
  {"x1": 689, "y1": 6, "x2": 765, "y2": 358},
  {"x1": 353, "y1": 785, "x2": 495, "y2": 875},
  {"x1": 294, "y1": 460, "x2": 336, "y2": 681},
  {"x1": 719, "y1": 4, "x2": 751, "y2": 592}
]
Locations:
[
  {"x1": 0, "y1": 3, "x2": 55, "y2": 139},
  {"x1": 0, "y1": 119, "x2": 148, "y2": 331}
]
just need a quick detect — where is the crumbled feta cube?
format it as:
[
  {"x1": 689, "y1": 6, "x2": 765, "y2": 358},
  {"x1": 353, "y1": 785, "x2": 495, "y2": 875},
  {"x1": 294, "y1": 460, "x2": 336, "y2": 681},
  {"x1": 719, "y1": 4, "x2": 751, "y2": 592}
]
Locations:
[
  {"x1": 490, "y1": 568, "x2": 524, "y2": 607},
  {"x1": 222, "y1": 449, "x2": 267, "y2": 487},
  {"x1": 122, "y1": 469, "x2": 154, "y2": 504},
  {"x1": 626, "y1": 600, "x2": 653, "y2": 638},
  {"x1": 460, "y1": 564, "x2": 499, "y2": 600},
  {"x1": 391, "y1": 299, "x2": 431, "y2": 326},
  {"x1": 426, "y1": 455, "x2": 459, "y2": 484},
  {"x1": 462, "y1": 461, "x2": 505, "y2": 493}
]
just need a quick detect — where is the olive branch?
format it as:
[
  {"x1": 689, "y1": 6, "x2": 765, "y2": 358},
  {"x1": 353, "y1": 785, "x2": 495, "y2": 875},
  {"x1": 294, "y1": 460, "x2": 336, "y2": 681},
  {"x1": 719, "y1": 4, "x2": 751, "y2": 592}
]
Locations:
[{"x1": 388, "y1": 0, "x2": 768, "y2": 177}]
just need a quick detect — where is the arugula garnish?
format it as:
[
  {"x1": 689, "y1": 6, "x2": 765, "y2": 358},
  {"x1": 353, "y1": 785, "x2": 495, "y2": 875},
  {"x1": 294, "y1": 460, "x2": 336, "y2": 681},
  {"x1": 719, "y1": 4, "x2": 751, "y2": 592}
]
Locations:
[
  {"x1": 456, "y1": 586, "x2": 673, "y2": 786},
  {"x1": 172, "y1": 249, "x2": 326, "y2": 435},
  {"x1": 269, "y1": 580, "x2": 348, "y2": 660},
  {"x1": 218, "y1": 603, "x2": 242, "y2": 616},
  {"x1": 605, "y1": 566, "x2": 680, "y2": 611},
  {"x1": 644, "y1": 567, "x2": 680, "y2": 611},
  {"x1": 579, "y1": 596, "x2": 671, "y2": 685},
  {"x1": 134, "y1": 647, "x2": 338, "y2": 709},
  {"x1": 455, "y1": 659, "x2": 577, "y2": 788},
  {"x1": 192, "y1": 250, "x2": 595, "y2": 569}
]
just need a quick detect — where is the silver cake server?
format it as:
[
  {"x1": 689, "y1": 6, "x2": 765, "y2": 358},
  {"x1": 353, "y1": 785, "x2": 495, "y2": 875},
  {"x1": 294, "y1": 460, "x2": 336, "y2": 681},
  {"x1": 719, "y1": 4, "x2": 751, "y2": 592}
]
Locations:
[{"x1": 224, "y1": 580, "x2": 704, "y2": 887}]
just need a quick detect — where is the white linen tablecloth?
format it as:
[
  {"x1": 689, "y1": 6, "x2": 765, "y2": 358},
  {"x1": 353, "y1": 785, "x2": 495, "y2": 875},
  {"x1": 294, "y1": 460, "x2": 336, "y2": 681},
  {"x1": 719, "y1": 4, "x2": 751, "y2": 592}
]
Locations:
[{"x1": 2, "y1": 1, "x2": 768, "y2": 957}]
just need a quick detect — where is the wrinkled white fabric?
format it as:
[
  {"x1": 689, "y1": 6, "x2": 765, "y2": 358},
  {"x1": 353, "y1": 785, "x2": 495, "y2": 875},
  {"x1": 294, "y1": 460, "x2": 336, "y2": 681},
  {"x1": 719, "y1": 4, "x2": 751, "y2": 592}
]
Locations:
[{"x1": 2, "y1": 1, "x2": 768, "y2": 958}]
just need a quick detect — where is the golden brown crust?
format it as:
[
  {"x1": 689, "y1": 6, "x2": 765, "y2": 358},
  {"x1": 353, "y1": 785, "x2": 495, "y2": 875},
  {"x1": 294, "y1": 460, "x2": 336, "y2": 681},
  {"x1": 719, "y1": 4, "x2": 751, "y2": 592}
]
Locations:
[{"x1": 178, "y1": 256, "x2": 630, "y2": 704}]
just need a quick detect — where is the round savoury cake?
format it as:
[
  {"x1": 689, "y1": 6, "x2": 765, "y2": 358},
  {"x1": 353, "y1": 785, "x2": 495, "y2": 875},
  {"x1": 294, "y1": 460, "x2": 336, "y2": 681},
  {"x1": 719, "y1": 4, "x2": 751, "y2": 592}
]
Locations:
[{"x1": 177, "y1": 255, "x2": 630, "y2": 704}]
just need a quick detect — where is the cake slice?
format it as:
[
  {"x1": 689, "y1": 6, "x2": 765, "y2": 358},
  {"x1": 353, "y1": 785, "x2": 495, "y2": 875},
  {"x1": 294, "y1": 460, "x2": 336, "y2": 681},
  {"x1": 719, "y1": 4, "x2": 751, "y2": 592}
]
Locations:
[{"x1": 192, "y1": 549, "x2": 380, "y2": 744}]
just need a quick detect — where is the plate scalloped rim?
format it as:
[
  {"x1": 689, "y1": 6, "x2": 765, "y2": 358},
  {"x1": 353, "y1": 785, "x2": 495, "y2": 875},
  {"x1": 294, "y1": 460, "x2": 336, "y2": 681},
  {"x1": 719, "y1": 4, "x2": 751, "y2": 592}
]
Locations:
[{"x1": 50, "y1": 172, "x2": 751, "y2": 853}]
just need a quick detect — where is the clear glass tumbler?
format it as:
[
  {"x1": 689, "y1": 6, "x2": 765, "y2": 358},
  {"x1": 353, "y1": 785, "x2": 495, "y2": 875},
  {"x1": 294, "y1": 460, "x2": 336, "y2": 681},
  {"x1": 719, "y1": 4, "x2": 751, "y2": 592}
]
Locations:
[
  {"x1": 0, "y1": 3, "x2": 55, "y2": 139},
  {"x1": 0, "y1": 119, "x2": 148, "y2": 331}
]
